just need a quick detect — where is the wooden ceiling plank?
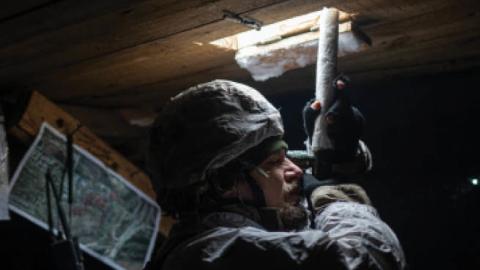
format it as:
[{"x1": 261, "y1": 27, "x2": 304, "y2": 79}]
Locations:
[
  {"x1": 0, "y1": 0, "x2": 52, "y2": 22},
  {"x1": 53, "y1": 2, "x2": 480, "y2": 105},
  {"x1": 0, "y1": 0, "x2": 228, "y2": 73},
  {"x1": 0, "y1": 0, "x2": 291, "y2": 82},
  {"x1": 21, "y1": 0, "x2": 346, "y2": 99},
  {"x1": 340, "y1": 32, "x2": 480, "y2": 73},
  {"x1": 0, "y1": 0, "x2": 155, "y2": 47},
  {"x1": 351, "y1": 0, "x2": 457, "y2": 21},
  {"x1": 61, "y1": 105, "x2": 148, "y2": 139},
  {"x1": 56, "y1": 64, "x2": 251, "y2": 108},
  {"x1": 341, "y1": 13, "x2": 480, "y2": 71},
  {"x1": 363, "y1": 2, "x2": 479, "y2": 40}
]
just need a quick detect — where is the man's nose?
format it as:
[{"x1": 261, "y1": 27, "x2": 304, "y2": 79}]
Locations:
[{"x1": 284, "y1": 158, "x2": 303, "y2": 182}]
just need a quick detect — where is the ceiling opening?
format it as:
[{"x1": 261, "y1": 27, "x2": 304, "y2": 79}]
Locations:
[
  {"x1": 210, "y1": 9, "x2": 354, "y2": 51},
  {"x1": 210, "y1": 9, "x2": 371, "y2": 81}
]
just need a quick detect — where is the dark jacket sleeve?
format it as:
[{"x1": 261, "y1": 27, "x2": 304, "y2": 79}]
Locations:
[{"x1": 163, "y1": 202, "x2": 406, "y2": 270}]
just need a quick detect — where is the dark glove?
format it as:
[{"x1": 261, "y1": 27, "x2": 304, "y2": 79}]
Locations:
[
  {"x1": 302, "y1": 98, "x2": 321, "y2": 146},
  {"x1": 302, "y1": 75, "x2": 365, "y2": 163}
]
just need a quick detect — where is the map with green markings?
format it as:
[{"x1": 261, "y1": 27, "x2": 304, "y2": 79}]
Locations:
[{"x1": 9, "y1": 123, "x2": 160, "y2": 270}]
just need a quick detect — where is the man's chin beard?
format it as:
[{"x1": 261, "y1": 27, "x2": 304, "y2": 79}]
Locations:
[{"x1": 278, "y1": 203, "x2": 309, "y2": 231}]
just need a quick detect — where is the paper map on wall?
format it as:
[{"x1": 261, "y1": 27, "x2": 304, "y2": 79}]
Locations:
[
  {"x1": 0, "y1": 112, "x2": 9, "y2": 220},
  {"x1": 8, "y1": 123, "x2": 160, "y2": 270}
]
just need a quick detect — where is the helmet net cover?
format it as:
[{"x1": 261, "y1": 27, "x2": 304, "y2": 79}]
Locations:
[{"x1": 147, "y1": 79, "x2": 284, "y2": 191}]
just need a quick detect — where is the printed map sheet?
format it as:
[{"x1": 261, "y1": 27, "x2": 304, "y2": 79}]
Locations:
[{"x1": 9, "y1": 123, "x2": 160, "y2": 270}]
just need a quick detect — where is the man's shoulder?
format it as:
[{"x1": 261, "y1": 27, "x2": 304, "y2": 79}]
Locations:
[{"x1": 201, "y1": 211, "x2": 264, "y2": 229}]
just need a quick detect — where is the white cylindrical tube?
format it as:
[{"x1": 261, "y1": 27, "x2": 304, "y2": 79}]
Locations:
[{"x1": 311, "y1": 7, "x2": 339, "y2": 153}]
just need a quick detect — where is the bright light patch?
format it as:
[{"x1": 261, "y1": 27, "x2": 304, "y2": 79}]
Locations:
[
  {"x1": 211, "y1": 9, "x2": 353, "y2": 51},
  {"x1": 471, "y1": 178, "x2": 479, "y2": 186},
  {"x1": 210, "y1": 8, "x2": 370, "y2": 81}
]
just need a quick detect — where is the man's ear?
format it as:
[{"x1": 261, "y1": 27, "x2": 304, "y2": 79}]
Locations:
[
  {"x1": 221, "y1": 179, "x2": 255, "y2": 202},
  {"x1": 220, "y1": 178, "x2": 242, "y2": 199}
]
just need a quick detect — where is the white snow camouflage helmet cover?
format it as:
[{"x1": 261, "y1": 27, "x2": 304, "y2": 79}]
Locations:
[{"x1": 147, "y1": 79, "x2": 284, "y2": 190}]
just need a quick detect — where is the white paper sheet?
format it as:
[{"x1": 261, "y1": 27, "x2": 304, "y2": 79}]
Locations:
[
  {"x1": 9, "y1": 123, "x2": 160, "y2": 270},
  {"x1": 0, "y1": 112, "x2": 9, "y2": 220}
]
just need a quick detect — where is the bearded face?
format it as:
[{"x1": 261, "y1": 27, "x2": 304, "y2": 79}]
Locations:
[
  {"x1": 220, "y1": 148, "x2": 308, "y2": 231},
  {"x1": 249, "y1": 149, "x2": 308, "y2": 231}
]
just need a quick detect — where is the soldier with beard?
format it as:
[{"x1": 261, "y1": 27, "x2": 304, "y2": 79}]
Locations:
[{"x1": 145, "y1": 80, "x2": 406, "y2": 270}]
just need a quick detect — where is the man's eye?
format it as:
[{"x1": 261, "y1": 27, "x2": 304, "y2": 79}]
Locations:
[
  {"x1": 267, "y1": 157, "x2": 284, "y2": 166},
  {"x1": 267, "y1": 160, "x2": 279, "y2": 166},
  {"x1": 262, "y1": 151, "x2": 286, "y2": 168}
]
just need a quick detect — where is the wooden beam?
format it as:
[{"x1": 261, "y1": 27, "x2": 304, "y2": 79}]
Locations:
[
  {"x1": 9, "y1": 91, "x2": 156, "y2": 199},
  {"x1": 60, "y1": 105, "x2": 153, "y2": 168},
  {"x1": 61, "y1": 105, "x2": 148, "y2": 139},
  {"x1": 58, "y1": 63, "x2": 252, "y2": 108}
]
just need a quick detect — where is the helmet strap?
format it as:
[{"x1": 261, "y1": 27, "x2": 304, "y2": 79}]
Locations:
[{"x1": 244, "y1": 173, "x2": 266, "y2": 207}]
